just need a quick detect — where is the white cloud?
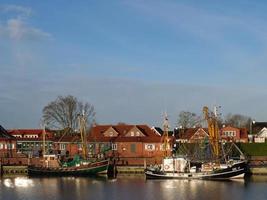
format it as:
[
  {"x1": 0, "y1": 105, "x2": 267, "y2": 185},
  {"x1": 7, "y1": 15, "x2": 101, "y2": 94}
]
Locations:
[
  {"x1": 6, "y1": 18, "x2": 51, "y2": 40},
  {"x1": 1, "y1": 4, "x2": 32, "y2": 17},
  {"x1": 0, "y1": 5, "x2": 51, "y2": 41}
]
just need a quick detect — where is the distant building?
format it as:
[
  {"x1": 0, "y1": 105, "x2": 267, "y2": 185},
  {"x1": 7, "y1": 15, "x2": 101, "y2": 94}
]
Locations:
[
  {"x1": 176, "y1": 126, "x2": 248, "y2": 143},
  {"x1": 8, "y1": 129, "x2": 54, "y2": 156},
  {"x1": 254, "y1": 127, "x2": 267, "y2": 143},
  {"x1": 252, "y1": 122, "x2": 267, "y2": 135},
  {"x1": 53, "y1": 134, "x2": 82, "y2": 157},
  {"x1": 220, "y1": 126, "x2": 248, "y2": 143},
  {"x1": 251, "y1": 122, "x2": 267, "y2": 143},
  {"x1": 0, "y1": 125, "x2": 16, "y2": 157},
  {"x1": 176, "y1": 128, "x2": 209, "y2": 143}
]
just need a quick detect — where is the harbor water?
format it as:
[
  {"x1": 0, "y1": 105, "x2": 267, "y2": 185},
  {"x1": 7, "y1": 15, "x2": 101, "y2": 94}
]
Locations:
[{"x1": 0, "y1": 175, "x2": 267, "y2": 200}]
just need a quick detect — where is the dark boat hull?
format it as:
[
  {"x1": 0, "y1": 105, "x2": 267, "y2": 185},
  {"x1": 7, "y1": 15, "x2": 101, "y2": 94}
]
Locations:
[
  {"x1": 145, "y1": 161, "x2": 247, "y2": 180},
  {"x1": 28, "y1": 160, "x2": 109, "y2": 176}
]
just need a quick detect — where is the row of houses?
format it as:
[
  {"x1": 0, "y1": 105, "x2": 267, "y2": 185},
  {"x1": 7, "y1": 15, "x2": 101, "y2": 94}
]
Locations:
[
  {"x1": 1, "y1": 122, "x2": 267, "y2": 166},
  {"x1": 176, "y1": 122, "x2": 267, "y2": 143},
  {"x1": 176, "y1": 125, "x2": 248, "y2": 143},
  {"x1": 1, "y1": 124, "x2": 172, "y2": 166}
]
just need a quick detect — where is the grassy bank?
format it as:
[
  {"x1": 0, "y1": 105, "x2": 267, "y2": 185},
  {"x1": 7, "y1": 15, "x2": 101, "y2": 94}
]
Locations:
[
  {"x1": 176, "y1": 143, "x2": 267, "y2": 157},
  {"x1": 238, "y1": 143, "x2": 267, "y2": 156}
]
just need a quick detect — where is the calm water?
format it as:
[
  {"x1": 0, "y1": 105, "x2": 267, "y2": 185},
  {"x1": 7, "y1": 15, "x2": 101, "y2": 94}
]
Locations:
[{"x1": 0, "y1": 175, "x2": 267, "y2": 200}]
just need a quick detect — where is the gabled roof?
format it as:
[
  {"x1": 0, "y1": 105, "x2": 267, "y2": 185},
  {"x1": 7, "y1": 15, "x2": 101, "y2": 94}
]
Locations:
[
  {"x1": 178, "y1": 128, "x2": 208, "y2": 140},
  {"x1": 103, "y1": 126, "x2": 119, "y2": 137},
  {"x1": 252, "y1": 122, "x2": 267, "y2": 134},
  {"x1": 0, "y1": 125, "x2": 15, "y2": 139},
  {"x1": 256, "y1": 127, "x2": 267, "y2": 138},
  {"x1": 88, "y1": 124, "x2": 165, "y2": 143},
  {"x1": 152, "y1": 127, "x2": 163, "y2": 136}
]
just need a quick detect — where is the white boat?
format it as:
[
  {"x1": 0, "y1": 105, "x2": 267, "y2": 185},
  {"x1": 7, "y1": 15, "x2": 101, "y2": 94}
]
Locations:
[
  {"x1": 145, "y1": 157, "x2": 247, "y2": 179},
  {"x1": 145, "y1": 106, "x2": 247, "y2": 180}
]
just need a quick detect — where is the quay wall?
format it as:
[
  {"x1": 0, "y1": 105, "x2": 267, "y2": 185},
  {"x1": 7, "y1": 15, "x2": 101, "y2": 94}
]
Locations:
[
  {"x1": 0, "y1": 157, "x2": 44, "y2": 166},
  {"x1": 1, "y1": 156, "x2": 267, "y2": 175}
]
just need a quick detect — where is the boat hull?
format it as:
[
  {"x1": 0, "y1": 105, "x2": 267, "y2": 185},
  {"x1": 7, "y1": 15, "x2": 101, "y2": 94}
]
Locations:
[
  {"x1": 28, "y1": 159, "x2": 109, "y2": 176},
  {"x1": 145, "y1": 161, "x2": 247, "y2": 180}
]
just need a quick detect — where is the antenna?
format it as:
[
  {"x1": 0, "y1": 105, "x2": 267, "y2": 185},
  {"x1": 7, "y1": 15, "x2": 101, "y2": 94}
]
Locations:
[{"x1": 213, "y1": 105, "x2": 222, "y2": 118}]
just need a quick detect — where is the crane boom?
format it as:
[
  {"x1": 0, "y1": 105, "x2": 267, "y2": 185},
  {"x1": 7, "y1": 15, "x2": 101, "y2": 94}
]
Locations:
[{"x1": 203, "y1": 106, "x2": 219, "y2": 158}]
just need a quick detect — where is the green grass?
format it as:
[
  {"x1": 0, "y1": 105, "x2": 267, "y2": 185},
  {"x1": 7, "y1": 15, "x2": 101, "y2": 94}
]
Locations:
[{"x1": 238, "y1": 143, "x2": 267, "y2": 156}]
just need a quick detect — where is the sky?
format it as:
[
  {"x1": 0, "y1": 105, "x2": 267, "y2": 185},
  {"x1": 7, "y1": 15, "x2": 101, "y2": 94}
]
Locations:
[{"x1": 1, "y1": 0, "x2": 267, "y2": 129}]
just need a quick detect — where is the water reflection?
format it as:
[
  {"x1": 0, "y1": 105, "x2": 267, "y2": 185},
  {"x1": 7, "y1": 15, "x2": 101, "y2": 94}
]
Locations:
[
  {"x1": 3, "y1": 177, "x2": 34, "y2": 188},
  {"x1": 0, "y1": 175, "x2": 266, "y2": 200},
  {"x1": 246, "y1": 175, "x2": 267, "y2": 182}
]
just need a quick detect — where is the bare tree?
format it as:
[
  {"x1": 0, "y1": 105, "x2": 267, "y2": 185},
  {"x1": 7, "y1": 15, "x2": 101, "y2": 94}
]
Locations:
[
  {"x1": 224, "y1": 113, "x2": 251, "y2": 129},
  {"x1": 177, "y1": 111, "x2": 200, "y2": 128},
  {"x1": 42, "y1": 95, "x2": 95, "y2": 131}
]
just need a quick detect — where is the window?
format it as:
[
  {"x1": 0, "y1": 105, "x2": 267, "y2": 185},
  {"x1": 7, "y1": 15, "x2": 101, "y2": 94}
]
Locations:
[
  {"x1": 136, "y1": 131, "x2": 140, "y2": 136},
  {"x1": 0, "y1": 143, "x2": 3, "y2": 149},
  {"x1": 78, "y1": 143, "x2": 82, "y2": 150},
  {"x1": 130, "y1": 144, "x2": 136, "y2": 153},
  {"x1": 7, "y1": 143, "x2": 13, "y2": 149},
  {"x1": 145, "y1": 144, "x2": 155, "y2": 151},
  {"x1": 131, "y1": 131, "x2": 134, "y2": 136},
  {"x1": 60, "y1": 143, "x2": 66, "y2": 150},
  {"x1": 233, "y1": 131, "x2": 236, "y2": 137},
  {"x1": 112, "y1": 143, "x2": 117, "y2": 150}
]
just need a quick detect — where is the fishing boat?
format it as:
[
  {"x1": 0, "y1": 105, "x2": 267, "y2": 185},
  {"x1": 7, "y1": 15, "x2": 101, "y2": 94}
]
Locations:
[
  {"x1": 28, "y1": 157, "x2": 109, "y2": 176},
  {"x1": 145, "y1": 106, "x2": 247, "y2": 180},
  {"x1": 28, "y1": 113, "x2": 109, "y2": 176}
]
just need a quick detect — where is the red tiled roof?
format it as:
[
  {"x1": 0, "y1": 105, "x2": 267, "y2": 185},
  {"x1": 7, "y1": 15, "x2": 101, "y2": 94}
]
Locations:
[
  {"x1": 8, "y1": 129, "x2": 53, "y2": 139},
  {"x1": 15, "y1": 138, "x2": 54, "y2": 142},
  {"x1": 179, "y1": 128, "x2": 208, "y2": 140},
  {"x1": 87, "y1": 124, "x2": 166, "y2": 143}
]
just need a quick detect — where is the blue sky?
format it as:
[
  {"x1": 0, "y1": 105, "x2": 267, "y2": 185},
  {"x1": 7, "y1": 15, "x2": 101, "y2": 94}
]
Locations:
[{"x1": 1, "y1": 0, "x2": 267, "y2": 128}]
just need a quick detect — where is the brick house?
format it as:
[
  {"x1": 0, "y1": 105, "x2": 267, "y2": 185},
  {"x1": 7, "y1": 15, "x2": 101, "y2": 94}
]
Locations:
[
  {"x1": 53, "y1": 134, "x2": 82, "y2": 157},
  {"x1": 87, "y1": 124, "x2": 173, "y2": 166},
  {"x1": 0, "y1": 125, "x2": 17, "y2": 157},
  {"x1": 177, "y1": 126, "x2": 248, "y2": 143},
  {"x1": 177, "y1": 128, "x2": 209, "y2": 143},
  {"x1": 220, "y1": 126, "x2": 248, "y2": 143},
  {"x1": 8, "y1": 129, "x2": 54, "y2": 156}
]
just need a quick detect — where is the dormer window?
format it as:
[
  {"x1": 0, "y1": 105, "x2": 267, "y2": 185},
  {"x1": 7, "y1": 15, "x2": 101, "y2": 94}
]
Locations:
[
  {"x1": 103, "y1": 127, "x2": 119, "y2": 137},
  {"x1": 125, "y1": 126, "x2": 145, "y2": 137}
]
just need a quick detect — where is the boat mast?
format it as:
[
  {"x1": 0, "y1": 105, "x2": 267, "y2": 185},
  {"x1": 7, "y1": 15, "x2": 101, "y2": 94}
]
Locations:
[
  {"x1": 78, "y1": 111, "x2": 88, "y2": 160},
  {"x1": 203, "y1": 106, "x2": 219, "y2": 159},
  {"x1": 163, "y1": 112, "x2": 170, "y2": 157}
]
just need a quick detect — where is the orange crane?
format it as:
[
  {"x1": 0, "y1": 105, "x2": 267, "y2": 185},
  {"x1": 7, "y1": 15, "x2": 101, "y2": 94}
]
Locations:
[{"x1": 202, "y1": 106, "x2": 220, "y2": 158}]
